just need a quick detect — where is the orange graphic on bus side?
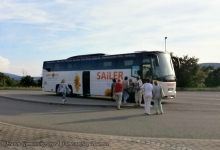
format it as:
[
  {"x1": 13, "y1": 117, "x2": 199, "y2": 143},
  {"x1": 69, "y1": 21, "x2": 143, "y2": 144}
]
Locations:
[
  {"x1": 167, "y1": 83, "x2": 175, "y2": 86},
  {"x1": 46, "y1": 73, "x2": 59, "y2": 77},
  {"x1": 74, "y1": 75, "x2": 80, "y2": 92},
  {"x1": 105, "y1": 89, "x2": 112, "y2": 96},
  {"x1": 97, "y1": 71, "x2": 123, "y2": 80}
]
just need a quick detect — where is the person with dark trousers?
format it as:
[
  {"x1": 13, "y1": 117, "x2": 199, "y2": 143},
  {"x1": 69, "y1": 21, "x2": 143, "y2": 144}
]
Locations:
[
  {"x1": 122, "y1": 76, "x2": 129, "y2": 104},
  {"x1": 111, "y1": 79, "x2": 116, "y2": 101}
]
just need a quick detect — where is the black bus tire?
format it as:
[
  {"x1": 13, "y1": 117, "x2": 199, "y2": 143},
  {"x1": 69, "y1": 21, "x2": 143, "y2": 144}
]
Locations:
[
  {"x1": 67, "y1": 85, "x2": 73, "y2": 97},
  {"x1": 56, "y1": 85, "x2": 60, "y2": 96}
]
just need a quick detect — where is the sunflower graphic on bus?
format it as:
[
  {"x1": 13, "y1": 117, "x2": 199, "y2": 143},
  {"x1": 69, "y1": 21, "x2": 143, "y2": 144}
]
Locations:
[
  {"x1": 104, "y1": 89, "x2": 112, "y2": 96},
  {"x1": 74, "y1": 74, "x2": 80, "y2": 92}
]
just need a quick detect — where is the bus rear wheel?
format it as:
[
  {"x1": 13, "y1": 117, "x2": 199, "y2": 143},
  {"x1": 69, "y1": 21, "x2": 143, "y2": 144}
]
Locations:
[
  {"x1": 56, "y1": 85, "x2": 60, "y2": 96},
  {"x1": 67, "y1": 85, "x2": 73, "y2": 97}
]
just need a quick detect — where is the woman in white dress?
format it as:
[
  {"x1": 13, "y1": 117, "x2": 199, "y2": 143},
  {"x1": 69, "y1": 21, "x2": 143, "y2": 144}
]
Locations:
[{"x1": 141, "y1": 78, "x2": 153, "y2": 115}]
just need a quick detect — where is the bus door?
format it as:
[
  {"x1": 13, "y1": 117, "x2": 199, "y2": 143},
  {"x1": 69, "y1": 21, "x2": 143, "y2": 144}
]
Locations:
[
  {"x1": 142, "y1": 64, "x2": 152, "y2": 80},
  {"x1": 83, "y1": 71, "x2": 90, "y2": 95},
  {"x1": 141, "y1": 54, "x2": 158, "y2": 81},
  {"x1": 131, "y1": 64, "x2": 153, "y2": 80}
]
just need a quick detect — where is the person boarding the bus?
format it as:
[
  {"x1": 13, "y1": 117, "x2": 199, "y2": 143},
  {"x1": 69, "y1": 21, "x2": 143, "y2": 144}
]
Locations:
[
  {"x1": 113, "y1": 79, "x2": 123, "y2": 110},
  {"x1": 141, "y1": 78, "x2": 153, "y2": 115},
  {"x1": 152, "y1": 80, "x2": 164, "y2": 115},
  {"x1": 134, "y1": 76, "x2": 143, "y2": 106},
  {"x1": 58, "y1": 79, "x2": 71, "y2": 105},
  {"x1": 111, "y1": 79, "x2": 117, "y2": 102},
  {"x1": 122, "y1": 76, "x2": 129, "y2": 104}
]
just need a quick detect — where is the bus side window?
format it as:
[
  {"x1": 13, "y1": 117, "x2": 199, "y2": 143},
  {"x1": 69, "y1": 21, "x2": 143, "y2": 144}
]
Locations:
[
  {"x1": 117, "y1": 59, "x2": 134, "y2": 69},
  {"x1": 80, "y1": 60, "x2": 97, "y2": 70},
  {"x1": 53, "y1": 62, "x2": 66, "y2": 71},
  {"x1": 66, "y1": 62, "x2": 73, "y2": 71},
  {"x1": 97, "y1": 59, "x2": 116, "y2": 69},
  {"x1": 116, "y1": 56, "x2": 139, "y2": 69},
  {"x1": 131, "y1": 66, "x2": 141, "y2": 77},
  {"x1": 44, "y1": 62, "x2": 54, "y2": 72},
  {"x1": 73, "y1": 62, "x2": 80, "y2": 70}
]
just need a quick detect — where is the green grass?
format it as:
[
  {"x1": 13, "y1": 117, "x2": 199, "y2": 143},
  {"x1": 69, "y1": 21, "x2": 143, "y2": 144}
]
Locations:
[
  {"x1": 0, "y1": 87, "x2": 42, "y2": 90},
  {"x1": 177, "y1": 87, "x2": 220, "y2": 91}
]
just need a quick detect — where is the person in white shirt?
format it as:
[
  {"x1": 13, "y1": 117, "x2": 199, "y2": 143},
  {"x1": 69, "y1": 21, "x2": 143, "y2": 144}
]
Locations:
[
  {"x1": 58, "y1": 79, "x2": 70, "y2": 105},
  {"x1": 141, "y1": 78, "x2": 153, "y2": 115}
]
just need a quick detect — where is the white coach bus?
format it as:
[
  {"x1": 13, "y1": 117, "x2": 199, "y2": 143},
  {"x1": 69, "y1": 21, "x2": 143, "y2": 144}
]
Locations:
[{"x1": 42, "y1": 51, "x2": 179, "y2": 98}]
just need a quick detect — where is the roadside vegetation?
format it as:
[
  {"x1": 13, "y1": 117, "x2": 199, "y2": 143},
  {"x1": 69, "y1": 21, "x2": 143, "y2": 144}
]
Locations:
[
  {"x1": 171, "y1": 53, "x2": 220, "y2": 90},
  {"x1": 0, "y1": 72, "x2": 42, "y2": 90},
  {"x1": 177, "y1": 87, "x2": 220, "y2": 91}
]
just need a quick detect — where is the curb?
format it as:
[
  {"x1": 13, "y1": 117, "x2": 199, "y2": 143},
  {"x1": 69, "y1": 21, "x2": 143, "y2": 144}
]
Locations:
[{"x1": 0, "y1": 95, "x2": 141, "y2": 108}]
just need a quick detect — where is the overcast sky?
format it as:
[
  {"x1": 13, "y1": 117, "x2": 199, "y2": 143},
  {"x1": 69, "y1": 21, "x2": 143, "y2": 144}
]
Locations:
[{"x1": 0, "y1": 0, "x2": 220, "y2": 77}]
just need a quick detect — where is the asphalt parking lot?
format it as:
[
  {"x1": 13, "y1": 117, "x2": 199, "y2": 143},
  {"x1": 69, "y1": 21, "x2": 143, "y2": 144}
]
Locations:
[{"x1": 0, "y1": 90, "x2": 220, "y2": 140}]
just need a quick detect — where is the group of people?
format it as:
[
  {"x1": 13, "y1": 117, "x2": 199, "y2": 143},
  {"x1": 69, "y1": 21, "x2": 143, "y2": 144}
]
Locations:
[
  {"x1": 58, "y1": 77, "x2": 164, "y2": 115},
  {"x1": 112, "y1": 76, "x2": 164, "y2": 115}
]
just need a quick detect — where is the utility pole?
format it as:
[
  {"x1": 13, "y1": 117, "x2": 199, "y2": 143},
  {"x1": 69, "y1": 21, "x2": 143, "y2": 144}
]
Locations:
[{"x1": 165, "y1": 37, "x2": 167, "y2": 52}]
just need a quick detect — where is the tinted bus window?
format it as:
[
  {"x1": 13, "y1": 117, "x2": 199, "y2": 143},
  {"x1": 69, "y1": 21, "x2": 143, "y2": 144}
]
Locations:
[
  {"x1": 65, "y1": 62, "x2": 80, "y2": 71},
  {"x1": 143, "y1": 57, "x2": 151, "y2": 63},
  {"x1": 66, "y1": 62, "x2": 74, "y2": 71},
  {"x1": 53, "y1": 62, "x2": 66, "y2": 71},
  {"x1": 117, "y1": 58, "x2": 139, "y2": 69},
  {"x1": 43, "y1": 62, "x2": 54, "y2": 71},
  {"x1": 97, "y1": 59, "x2": 116, "y2": 69},
  {"x1": 80, "y1": 60, "x2": 97, "y2": 70}
]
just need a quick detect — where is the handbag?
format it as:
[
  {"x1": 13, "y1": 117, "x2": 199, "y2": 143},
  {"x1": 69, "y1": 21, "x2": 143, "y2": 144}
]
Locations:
[
  {"x1": 160, "y1": 86, "x2": 165, "y2": 98},
  {"x1": 113, "y1": 93, "x2": 118, "y2": 100},
  {"x1": 140, "y1": 88, "x2": 145, "y2": 95}
]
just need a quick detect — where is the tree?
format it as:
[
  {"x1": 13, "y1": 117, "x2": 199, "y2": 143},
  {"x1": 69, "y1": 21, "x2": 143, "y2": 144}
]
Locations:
[
  {"x1": 37, "y1": 77, "x2": 42, "y2": 87},
  {"x1": 171, "y1": 55, "x2": 207, "y2": 88},
  {"x1": 0, "y1": 72, "x2": 14, "y2": 87},
  {"x1": 20, "y1": 75, "x2": 36, "y2": 87},
  {"x1": 201, "y1": 66, "x2": 215, "y2": 87},
  {"x1": 0, "y1": 72, "x2": 7, "y2": 86},
  {"x1": 211, "y1": 67, "x2": 220, "y2": 87}
]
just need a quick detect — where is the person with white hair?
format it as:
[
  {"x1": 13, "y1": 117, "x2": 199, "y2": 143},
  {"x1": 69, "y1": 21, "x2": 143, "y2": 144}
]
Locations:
[{"x1": 58, "y1": 79, "x2": 71, "y2": 105}]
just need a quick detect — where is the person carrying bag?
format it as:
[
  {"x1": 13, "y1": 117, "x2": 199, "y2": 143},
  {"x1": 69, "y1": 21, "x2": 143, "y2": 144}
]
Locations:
[
  {"x1": 152, "y1": 80, "x2": 164, "y2": 115},
  {"x1": 134, "y1": 76, "x2": 143, "y2": 106}
]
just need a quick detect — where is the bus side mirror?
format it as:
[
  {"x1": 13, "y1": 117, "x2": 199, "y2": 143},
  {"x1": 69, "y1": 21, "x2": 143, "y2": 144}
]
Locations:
[
  {"x1": 46, "y1": 68, "x2": 51, "y2": 72},
  {"x1": 171, "y1": 57, "x2": 180, "y2": 69}
]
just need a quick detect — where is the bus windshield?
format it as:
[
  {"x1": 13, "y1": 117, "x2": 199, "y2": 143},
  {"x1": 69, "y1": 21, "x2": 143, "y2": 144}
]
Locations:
[{"x1": 152, "y1": 53, "x2": 175, "y2": 80}]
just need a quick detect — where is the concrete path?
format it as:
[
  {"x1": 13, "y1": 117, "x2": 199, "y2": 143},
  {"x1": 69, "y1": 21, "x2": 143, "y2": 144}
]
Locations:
[{"x1": 1, "y1": 122, "x2": 220, "y2": 150}]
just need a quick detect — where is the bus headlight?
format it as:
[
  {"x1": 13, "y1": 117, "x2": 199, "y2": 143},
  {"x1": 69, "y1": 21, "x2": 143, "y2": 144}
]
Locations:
[{"x1": 168, "y1": 88, "x2": 173, "y2": 91}]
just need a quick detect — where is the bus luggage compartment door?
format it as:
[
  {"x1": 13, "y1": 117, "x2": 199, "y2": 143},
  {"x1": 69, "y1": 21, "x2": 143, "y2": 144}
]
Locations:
[{"x1": 83, "y1": 71, "x2": 90, "y2": 95}]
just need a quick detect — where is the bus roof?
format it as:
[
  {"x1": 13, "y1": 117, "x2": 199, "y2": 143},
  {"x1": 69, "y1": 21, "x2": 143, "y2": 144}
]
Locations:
[
  {"x1": 67, "y1": 51, "x2": 166, "y2": 59},
  {"x1": 43, "y1": 51, "x2": 168, "y2": 63}
]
